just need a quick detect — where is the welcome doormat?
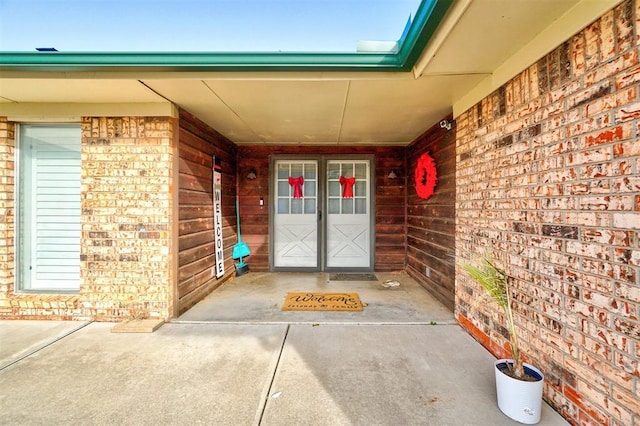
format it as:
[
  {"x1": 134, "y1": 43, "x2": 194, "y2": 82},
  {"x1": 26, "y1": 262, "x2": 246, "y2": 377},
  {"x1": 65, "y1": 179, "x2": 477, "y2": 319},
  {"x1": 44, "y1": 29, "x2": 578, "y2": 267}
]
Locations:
[
  {"x1": 329, "y1": 273, "x2": 377, "y2": 281},
  {"x1": 281, "y1": 292, "x2": 364, "y2": 311}
]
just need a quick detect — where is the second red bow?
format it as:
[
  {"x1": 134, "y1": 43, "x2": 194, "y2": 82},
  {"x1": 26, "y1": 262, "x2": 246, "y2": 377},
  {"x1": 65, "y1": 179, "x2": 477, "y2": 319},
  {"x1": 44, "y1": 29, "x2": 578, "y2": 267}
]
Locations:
[
  {"x1": 288, "y1": 176, "x2": 304, "y2": 198},
  {"x1": 339, "y1": 176, "x2": 356, "y2": 198}
]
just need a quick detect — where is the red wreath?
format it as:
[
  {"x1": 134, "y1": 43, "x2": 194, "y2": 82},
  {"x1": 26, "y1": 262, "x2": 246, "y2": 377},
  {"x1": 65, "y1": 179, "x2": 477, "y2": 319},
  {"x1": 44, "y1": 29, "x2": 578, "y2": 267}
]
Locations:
[{"x1": 414, "y1": 153, "x2": 437, "y2": 199}]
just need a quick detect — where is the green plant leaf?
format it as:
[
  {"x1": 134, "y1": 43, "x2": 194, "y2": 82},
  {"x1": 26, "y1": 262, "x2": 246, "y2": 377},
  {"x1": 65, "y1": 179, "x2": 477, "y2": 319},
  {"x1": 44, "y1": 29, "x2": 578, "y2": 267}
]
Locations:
[
  {"x1": 461, "y1": 253, "x2": 525, "y2": 379},
  {"x1": 461, "y1": 256, "x2": 508, "y2": 311}
]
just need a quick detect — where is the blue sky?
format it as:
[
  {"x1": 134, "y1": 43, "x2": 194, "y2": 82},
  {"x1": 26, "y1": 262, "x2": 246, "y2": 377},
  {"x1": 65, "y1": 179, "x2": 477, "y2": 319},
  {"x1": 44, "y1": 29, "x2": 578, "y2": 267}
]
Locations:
[{"x1": 0, "y1": 0, "x2": 422, "y2": 52}]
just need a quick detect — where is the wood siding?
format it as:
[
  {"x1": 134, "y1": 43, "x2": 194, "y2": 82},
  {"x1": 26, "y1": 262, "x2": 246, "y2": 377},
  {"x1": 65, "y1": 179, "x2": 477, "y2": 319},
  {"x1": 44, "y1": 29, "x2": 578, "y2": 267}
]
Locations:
[
  {"x1": 177, "y1": 110, "x2": 237, "y2": 314},
  {"x1": 237, "y1": 145, "x2": 405, "y2": 272},
  {"x1": 406, "y1": 118, "x2": 456, "y2": 310}
]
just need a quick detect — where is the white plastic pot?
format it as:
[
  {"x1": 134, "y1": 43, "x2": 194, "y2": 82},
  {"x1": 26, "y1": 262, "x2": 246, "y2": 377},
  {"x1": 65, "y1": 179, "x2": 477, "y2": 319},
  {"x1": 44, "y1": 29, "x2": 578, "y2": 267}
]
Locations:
[{"x1": 494, "y1": 359, "x2": 544, "y2": 424}]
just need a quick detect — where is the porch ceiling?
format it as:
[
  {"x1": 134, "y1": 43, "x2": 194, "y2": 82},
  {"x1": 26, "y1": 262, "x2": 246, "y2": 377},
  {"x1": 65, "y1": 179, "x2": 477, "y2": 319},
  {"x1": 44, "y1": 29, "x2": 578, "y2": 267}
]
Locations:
[{"x1": 0, "y1": 0, "x2": 614, "y2": 145}]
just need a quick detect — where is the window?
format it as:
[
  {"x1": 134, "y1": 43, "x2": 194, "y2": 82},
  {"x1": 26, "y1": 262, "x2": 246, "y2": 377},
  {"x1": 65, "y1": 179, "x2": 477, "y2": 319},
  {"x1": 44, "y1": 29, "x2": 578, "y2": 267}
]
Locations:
[
  {"x1": 18, "y1": 125, "x2": 81, "y2": 292},
  {"x1": 327, "y1": 161, "x2": 368, "y2": 215},
  {"x1": 276, "y1": 161, "x2": 317, "y2": 215}
]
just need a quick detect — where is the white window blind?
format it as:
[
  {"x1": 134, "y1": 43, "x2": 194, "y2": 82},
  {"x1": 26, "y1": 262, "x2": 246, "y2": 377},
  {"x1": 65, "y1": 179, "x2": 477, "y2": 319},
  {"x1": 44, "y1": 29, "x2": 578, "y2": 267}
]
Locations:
[{"x1": 19, "y1": 125, "x2": 81, "y2": 291}]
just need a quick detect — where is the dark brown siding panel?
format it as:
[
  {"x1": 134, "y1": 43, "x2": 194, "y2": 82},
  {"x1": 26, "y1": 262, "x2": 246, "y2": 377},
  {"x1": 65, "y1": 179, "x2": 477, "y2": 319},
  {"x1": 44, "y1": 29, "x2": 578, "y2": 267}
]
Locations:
[
  {"x1": 177, "y1": 109, "x2": 237, "y2": 314},
  {"x1": 406, "y1": 117, "x2": 456, "y2": 310}
]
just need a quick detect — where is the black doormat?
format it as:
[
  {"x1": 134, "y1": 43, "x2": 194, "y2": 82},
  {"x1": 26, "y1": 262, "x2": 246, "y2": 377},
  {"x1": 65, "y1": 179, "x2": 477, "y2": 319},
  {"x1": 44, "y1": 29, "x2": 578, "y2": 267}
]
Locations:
[{"x1": 329, "y1": 273, "x2": 378, "y2": 281}]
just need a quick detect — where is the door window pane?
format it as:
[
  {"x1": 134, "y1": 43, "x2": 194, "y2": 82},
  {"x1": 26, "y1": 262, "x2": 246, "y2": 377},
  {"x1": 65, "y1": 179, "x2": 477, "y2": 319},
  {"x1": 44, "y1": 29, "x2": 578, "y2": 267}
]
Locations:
[
  {"x1": 342, "y1": 198, "x2": 353, "y2": 214},
  {"x1": 341, "y1": 163, "x2": 354, "y2": 178},
  {"x1": 328, "y1": 199, "x2": 340, "y2": 214},
  {"x1": 304, "y1": 181, "x2": 316, "y2": 197},
  {"x1": 291, "y1": 198, "x2": 302, "y2": 214},
  {"x1": 328, "y1": 181, "x2": 340, "y2": 197},
  {"x1": 278, "y1": 181, "x2": 290, "y2": 197},
  {"x1": 327, "y1": 163, "x2": 340, "y2": 179},
  {"x1": 277, "y1": 164, "x2": 289, "y2": 179},
  {"x1": 278, "y1": 198, "x2": 289, "y2": 214},
  {"x1": 290, "y1": 164, "x2": 303, "y2": 177},
  {"x1": 304, "y1": 199, "x2": 316, "y2": 214},
  {"x1": 304, "y1": 163, "x2": 316, "y2": 179}
]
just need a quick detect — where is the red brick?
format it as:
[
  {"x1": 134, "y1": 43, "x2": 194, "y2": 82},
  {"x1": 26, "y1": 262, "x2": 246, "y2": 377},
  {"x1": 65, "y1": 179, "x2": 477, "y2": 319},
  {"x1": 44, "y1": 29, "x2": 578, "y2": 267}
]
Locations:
[
  {"x1": 636, "y1": 0, "x2": 640, "y2": 46},
  {"x1": 615, "y1": 99, "x2": 640, "y2": 122},
  {"x1": 615, "y1": 0, "x2": 635, "y2": 53},
  {"x1": 586, "y1": 50, "x2": 639, "y2": 86},
  {"x1": 564, "y1": 384, "x2": 611, "y2": 425},
  {"x1": 615, "y1": 141, "x2": 640, "y2": 162},
  {"x1": 583, "y1": 125, "x2": 626, "y2": 147},
  {"x1": 600, "y1": 10, "x2": 616, "y2": 61},
  {"x1": 456, "y1": 313, "x2": 509, "y2": 359},
  {"x1": 584, "y1": 21, "x2": 601, "y2": 70},
  {"x1": 615, "y1": 63, "x2": 640, "y2": 88}
]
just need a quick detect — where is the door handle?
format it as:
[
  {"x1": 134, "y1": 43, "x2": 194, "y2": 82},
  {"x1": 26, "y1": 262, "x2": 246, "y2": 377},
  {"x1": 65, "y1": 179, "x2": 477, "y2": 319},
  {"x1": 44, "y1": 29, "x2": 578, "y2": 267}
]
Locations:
[{"x1": 318, "y1": 210, "x2": 322, "y2": 221}]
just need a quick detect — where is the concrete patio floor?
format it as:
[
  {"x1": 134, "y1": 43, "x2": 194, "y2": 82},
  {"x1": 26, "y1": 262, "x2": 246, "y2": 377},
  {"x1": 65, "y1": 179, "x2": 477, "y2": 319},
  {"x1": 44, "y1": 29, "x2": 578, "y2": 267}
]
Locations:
[
  {"x1": 0, "y1": 272, "x2": 569, "y2": 425},
  {"x1": 176, "y1": 271, "x2": 455, "y2": 324}
]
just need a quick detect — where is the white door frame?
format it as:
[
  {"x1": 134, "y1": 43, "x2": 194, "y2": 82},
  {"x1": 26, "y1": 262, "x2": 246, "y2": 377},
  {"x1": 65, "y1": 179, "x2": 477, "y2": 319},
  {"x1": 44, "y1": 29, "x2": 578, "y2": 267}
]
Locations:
[{"x1": 269, "y1": 155, "x2": 375, "y2": 272}]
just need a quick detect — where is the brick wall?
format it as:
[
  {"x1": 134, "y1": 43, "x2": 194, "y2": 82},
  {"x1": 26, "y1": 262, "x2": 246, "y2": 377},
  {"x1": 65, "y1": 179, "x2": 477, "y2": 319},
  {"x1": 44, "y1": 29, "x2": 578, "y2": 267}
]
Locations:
[
  {"x1": 80, "y1": 117, "x2": 177, "y2": 321},
  {"x1": 456, "y1": 1, "x2": 640, "y2": 424},
  {"x1": 0, "y1": 121, "x2": 13, "y2": 299}
]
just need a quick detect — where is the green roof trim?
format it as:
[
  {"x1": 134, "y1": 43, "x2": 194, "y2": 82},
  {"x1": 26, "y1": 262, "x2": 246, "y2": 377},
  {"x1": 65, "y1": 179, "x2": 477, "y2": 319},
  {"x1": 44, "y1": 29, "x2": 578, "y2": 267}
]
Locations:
[
  {"x1": 0, "y1": 0, "x2": 452, "y2": 72},
  {"x1": 398, "y1": 0, "x2": 452, "y2": 70}
]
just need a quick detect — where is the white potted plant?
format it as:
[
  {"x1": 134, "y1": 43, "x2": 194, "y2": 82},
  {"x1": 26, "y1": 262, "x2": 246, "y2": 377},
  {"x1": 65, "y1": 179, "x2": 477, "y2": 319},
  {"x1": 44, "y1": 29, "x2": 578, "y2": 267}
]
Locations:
[{"x1": 462, "y1": 254, "x2": 544, "y2": 424}]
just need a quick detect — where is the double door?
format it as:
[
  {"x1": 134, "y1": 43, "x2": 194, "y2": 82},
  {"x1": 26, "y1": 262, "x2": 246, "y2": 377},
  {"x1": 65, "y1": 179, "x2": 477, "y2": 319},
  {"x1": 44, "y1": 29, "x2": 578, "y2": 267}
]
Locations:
[{"x1": 271, "y1": 157, "x2": 373, "y2": 271}]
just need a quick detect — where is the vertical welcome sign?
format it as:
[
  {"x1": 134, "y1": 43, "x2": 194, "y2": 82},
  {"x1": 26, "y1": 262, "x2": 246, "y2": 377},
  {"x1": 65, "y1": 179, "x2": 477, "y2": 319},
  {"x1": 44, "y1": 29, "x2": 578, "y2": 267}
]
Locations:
[{"x1": 213, "y1": 157, "x2": 224, "y2": 278}]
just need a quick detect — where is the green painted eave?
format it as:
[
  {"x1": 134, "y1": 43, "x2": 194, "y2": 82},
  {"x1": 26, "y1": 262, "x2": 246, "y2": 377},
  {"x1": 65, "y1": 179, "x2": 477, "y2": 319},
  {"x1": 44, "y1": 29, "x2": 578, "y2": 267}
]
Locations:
[
  {"x1": 0, "y1": 0, "x2": 452, "y2": 72},
  {"x1": 0, "y1": 52, "x2": 403, "y2": 72}
]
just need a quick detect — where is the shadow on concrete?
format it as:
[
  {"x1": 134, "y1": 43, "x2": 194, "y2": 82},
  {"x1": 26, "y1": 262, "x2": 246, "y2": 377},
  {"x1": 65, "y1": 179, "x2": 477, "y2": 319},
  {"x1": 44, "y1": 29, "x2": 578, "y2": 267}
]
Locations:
[{"x1": 0, "y1": 272, "x2": 569, "y2": 425}]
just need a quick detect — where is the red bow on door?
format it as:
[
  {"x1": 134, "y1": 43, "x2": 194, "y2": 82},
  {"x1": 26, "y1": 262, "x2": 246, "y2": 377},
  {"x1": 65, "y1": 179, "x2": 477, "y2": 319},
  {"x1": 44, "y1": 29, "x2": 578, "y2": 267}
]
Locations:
[
  {"x1": 288, "y1": 176, "x2": 304, "y2": 198},
  {"x1": 339, "y1": 176, "x2": 356, "y2": 198}
]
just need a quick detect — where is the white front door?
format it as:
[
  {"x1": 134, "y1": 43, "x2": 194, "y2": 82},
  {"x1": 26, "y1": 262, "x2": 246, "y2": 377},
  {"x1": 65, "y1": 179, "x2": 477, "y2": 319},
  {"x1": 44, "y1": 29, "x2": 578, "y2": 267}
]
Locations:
[
  {"x1": 273, "y1": 160, "x2": 319, "y2": 268},
  {"x1": 326, "y1": 160, "x2": 371, "y2": 269},
  {"x1": 272, "y1": 157, "x2": 373, "y2": 271}
]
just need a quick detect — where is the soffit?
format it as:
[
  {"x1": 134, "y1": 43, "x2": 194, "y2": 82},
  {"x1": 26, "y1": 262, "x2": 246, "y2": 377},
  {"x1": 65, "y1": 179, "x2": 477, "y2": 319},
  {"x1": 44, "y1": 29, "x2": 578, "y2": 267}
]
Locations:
[
  {"x1": 202, "y1": 80, "x2": 349, "y2": 144},
  {"x1": 0, "y1": 79, "x2": 163, "y2": 103},
  {"x1": 338, "y1": 75, "x2": 483, "y2": 144},
  {"x1": 420, "y1": 0, "x2": 584, "y2": 76},
  {"x1": 142, "y1": 74, "x2": 486, "y2": 145}
]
